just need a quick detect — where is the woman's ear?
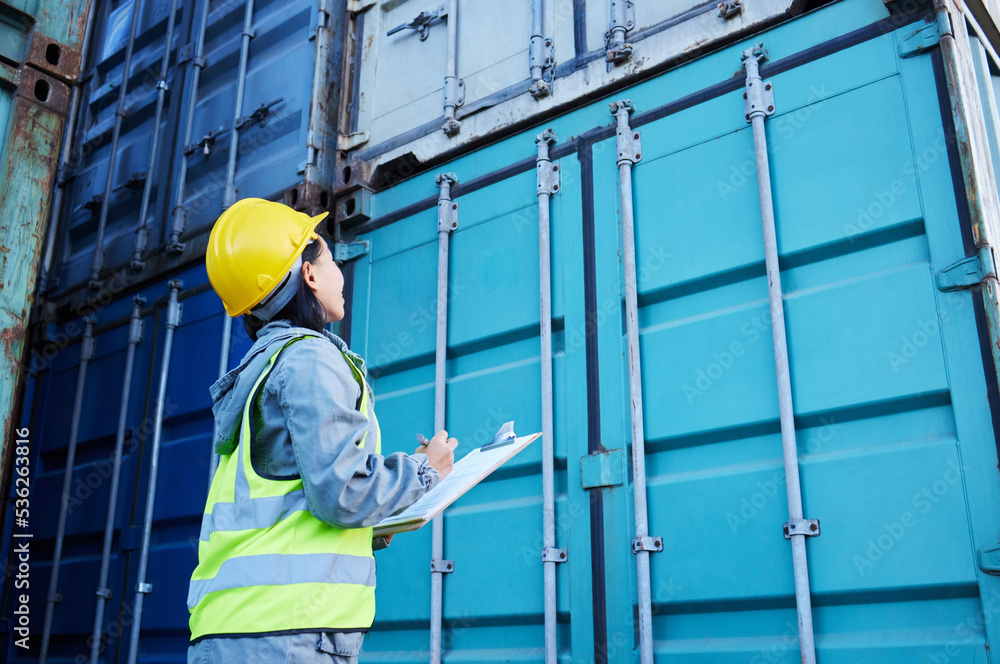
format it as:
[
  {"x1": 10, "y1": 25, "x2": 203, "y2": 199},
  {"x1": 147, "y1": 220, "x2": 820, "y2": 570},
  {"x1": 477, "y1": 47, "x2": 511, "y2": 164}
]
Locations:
[{"x1": 302, "y1": 260, "x2": 320, "y2": 294}]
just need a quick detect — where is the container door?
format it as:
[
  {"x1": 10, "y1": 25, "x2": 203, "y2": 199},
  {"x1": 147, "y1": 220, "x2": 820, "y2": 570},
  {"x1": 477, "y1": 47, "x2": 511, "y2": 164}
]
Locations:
[
  {"x1": 348, "y1": 159, "x2": 597, "y2": 662},
  {"x1": 588, "y1": 19, "x2": 1000, "y2": 662}
]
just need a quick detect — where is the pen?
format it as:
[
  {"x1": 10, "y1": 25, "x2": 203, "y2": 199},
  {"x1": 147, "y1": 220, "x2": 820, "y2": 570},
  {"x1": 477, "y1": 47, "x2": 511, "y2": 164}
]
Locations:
[{"x1": 416, "y1": 434, "x2": 429, "y2": 446}]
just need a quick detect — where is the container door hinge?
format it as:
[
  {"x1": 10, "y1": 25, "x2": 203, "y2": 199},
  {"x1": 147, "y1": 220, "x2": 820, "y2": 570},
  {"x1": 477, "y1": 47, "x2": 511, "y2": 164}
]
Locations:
[
  {"x1": 430, "y1": 559, "x2": 454, "y2": 574},
  {"x1": 541, "y1": 548, "x2": 567, "y2": 563},
  {"x1": 978, "y1": 543, "x2": 1000, "y2": 575},
  {"x1": 580, "y1": 449, "x2": 625, "y2": 489},
  {"x1": 783, "y1": 518, "x2": 820, "y2": 539},
  {"x1": 899, "y1": 20, "x2": 941, "y2": 58},
  {"x1": 338, "y1": 130, "x2": 370, "y2": 151},
  {"x1": 333, "y1": 240, "x2": 369, "y2": 263},
  {"x1": 936, "y1": 246, "x2": 996, "y2": 291}
]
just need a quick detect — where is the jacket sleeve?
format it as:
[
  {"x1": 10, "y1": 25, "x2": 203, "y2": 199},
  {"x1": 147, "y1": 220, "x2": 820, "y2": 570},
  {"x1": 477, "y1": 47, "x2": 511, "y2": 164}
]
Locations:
[{"x1": 272, "y1": 341, "x2": 440, "y2": 528}]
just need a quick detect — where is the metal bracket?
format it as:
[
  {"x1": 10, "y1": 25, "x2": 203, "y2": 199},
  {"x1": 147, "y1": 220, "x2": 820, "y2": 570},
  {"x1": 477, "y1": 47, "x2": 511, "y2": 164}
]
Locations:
[
  {"x1": 444, "y1": 76, "x2": 465, "y2": 109},
  {"x1": 580, "y1": 448, "x2": 625, "y2": 489},
  {"x1": 537, "y1": 162, "x2": 560, "y2": 196},
  {"x1": 136, "y1": 583, "x2": 153, "y2": 594},
  {"x1": 156, "y1": 79, "x2": 169, "y2": 92},
  {"x1": 783, "y1": 518, "x2": 820, "y2": 539},
  {"x1": 333, "y1": 240, "x2": 370, "y2": 263},
  {"x1": 95, "y1": 586, "x2": 112, "y2": 600},
  {"x1": 387, "y1": 5, "x2": 446, "y2": 40},
  {"x1": 81, "y1": 316, "x2": 96, "y2": 361},
  {"x1": 529, "y1": 35, "x2": 555, "y2": 99},
  {"x1": 438, "y1": 198, "x2": 458, "y2": 232},
  {"x1": 632, "y1": 536, "x2": 664, "y2": 553},
  {"x1": 605, "y1": 0, "x2": 635, "y2": 64},
  {"x1": 718, "y1": 0, "x2": 743, "y2": 18},
  {"x1": 128, "y1": 296, "x2": 146, "y2": 344},
  {"x1": 338, "y1": 130, "x2": 370, "y2": 151},
  {"x1": 978, "y1": 543, "x2": 1000, "y2": 575},
  {"x1": 184, "y1": 126, "x2": 227, "y2": 156},
  {"x1": 610, "y1": 100, "x2": 641, "y2": 165},
  {"x1": 47, "y1": 593, "x2": 62, "y2": 604},
  {"x1": 937, "y1": 246, "x2": 996, "y2": 291},
  {"x1": 236, "y1": 97, "x2": 284, "y2": 130},
  {"x1": 744, "y1": 79, "x2": 775, "y2": 123},
  {"x1": 899, "y1": 20, "x2": 941, "y2": 58},
  {"x1": 436, "y1": 173, "x2": 459, "y2": 232},
  {"x1": 347, "y1": 0, "x2": 376, "y2": 11},
  {"x1": 177, "y1": 42, "x2": 195, "y2": 64},
  {"x1": 541, "y1": 547, "x2": 568, "y2": 563},
  {"x1": 430, "y1": 559, "x2": 454, "y2": 574}
]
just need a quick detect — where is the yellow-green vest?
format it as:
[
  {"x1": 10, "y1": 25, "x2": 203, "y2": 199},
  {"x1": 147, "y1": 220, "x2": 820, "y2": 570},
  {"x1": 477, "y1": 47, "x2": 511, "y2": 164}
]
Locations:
[{"x1": 188, "y1": 337, "x2": 381, "y2": 642}]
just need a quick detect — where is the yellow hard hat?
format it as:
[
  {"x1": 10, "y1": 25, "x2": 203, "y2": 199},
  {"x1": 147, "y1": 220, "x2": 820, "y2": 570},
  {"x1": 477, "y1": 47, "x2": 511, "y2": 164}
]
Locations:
[{"x1": 206, "y1": 198, "x2": 329, "y2": 317}]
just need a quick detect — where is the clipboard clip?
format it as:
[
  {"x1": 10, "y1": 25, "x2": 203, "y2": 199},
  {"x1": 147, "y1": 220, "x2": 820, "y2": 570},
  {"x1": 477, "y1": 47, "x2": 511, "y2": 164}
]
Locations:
[{"x1": 482, "y1": 421, "x2": 517, "y2": 450}]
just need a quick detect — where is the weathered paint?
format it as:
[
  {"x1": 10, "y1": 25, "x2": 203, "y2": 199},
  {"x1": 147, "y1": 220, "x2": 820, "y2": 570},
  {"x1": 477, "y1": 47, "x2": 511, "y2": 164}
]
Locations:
[
  {"x1": 0, "y1": 0, "x2": 88, "y2": 542},
  {"x1": 937, "y1": 0, "x2": 1000, "y2": 396},
  {"x1": 0, "y1": 85, "x2": 66, "y2": 495}
]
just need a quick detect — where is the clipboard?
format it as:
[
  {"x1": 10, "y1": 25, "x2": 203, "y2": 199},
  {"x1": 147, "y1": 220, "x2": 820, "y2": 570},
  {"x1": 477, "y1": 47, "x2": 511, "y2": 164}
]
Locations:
[{"x1": 373, "y1": 422, "x2": 541, "y2": 538}]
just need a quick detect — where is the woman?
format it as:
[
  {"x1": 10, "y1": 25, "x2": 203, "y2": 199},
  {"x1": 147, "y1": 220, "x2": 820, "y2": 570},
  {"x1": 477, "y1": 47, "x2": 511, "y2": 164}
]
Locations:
[{"x1": 188, "y1": 198, "x2": 456, "y2": 663}]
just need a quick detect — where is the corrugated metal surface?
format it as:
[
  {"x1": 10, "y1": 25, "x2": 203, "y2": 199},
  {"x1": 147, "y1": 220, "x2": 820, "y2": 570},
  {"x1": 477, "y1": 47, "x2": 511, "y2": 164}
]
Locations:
[
  {"x1": 46, "y1": 0, "x2": 340, "y2": 298},
  {"x1": 6, "y1": 0, "x2": 1000, "y2": 662},
  {"x1": 339, "y1": 0, "x2": 803, "y2": 194}
]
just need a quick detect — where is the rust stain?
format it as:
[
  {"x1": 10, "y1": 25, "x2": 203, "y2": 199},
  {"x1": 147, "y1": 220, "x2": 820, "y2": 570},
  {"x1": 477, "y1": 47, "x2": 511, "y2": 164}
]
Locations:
[{"x1": 1, "y1": 321, "x2": 26, "y2": 365}]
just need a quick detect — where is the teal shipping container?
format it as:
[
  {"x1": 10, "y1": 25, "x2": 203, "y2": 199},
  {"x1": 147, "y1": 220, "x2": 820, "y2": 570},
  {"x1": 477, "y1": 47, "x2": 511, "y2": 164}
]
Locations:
[{"x1": 6, "y1": 0, "x2": 1000, "y2": 662}]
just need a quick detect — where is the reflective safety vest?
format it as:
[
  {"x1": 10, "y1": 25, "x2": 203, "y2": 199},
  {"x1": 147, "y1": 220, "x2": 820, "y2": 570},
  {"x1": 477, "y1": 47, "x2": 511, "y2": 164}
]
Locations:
[{"x1": 188, "y1": 337, "x2": 381, "y2": 642}]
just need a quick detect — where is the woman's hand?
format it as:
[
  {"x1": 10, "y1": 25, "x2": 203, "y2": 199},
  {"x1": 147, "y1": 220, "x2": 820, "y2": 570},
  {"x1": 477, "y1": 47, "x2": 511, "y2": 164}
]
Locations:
[{"x1": 416, "y1": 430, "x2": 458, "y2": 480}]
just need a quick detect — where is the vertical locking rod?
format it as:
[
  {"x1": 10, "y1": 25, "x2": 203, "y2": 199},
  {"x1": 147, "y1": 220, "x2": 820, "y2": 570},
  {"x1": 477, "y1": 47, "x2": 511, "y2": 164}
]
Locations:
[
  {"x1": 430, "y1": 173, "x2": 458, "y2": 663},
  {"x1": 126, "y1": 281, "x2": 183, "y2": 664},
  {"x1": 529, "y1": 0, "x2": 552, "y2": 98},
  {"x1": 39, "y1": 316, "x2": 96, "y2": 663},
  {"x1": 166, "y1": 0, "x2": 212, "y2": 253},
  {"x1": 89, "y1": 0, "x2": 145, "y2": 288},
  {"x1": 208, "y1": 314, "x2": 232, "y2": 487},
  {"x1": 442, "y1": 0, "x2": 461, "y2": 136},
  {"x1": 536, "y1": 129, "x2": 563, "y2": 664},
  {"x1": 223, "y1": 0, "x2": 257, "y2": 208},
  {"x1": 130, "y1": 0, "x2": 181, "y2": 270},
  {"x1": 742, "y1": 44, "x2": 818, "y2": 664},
  {"x1": 89, "y1": 297, "x2": 144, "y2": 664},
  {"x1": 611, "y1": 100, "x2": 660, "y2": 664}
]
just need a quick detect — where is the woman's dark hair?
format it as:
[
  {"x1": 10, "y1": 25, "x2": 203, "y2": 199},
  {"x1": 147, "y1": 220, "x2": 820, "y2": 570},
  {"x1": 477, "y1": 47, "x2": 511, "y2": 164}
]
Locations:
[{"x1": 243, "y1": 239, "x2": 327, "y2": 341}]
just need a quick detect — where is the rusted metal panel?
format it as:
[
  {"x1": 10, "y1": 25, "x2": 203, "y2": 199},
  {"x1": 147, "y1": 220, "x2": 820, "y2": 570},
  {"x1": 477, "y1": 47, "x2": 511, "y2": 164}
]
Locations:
[
  {"x1": 3, "y1": 0, "x2": 92, "y2": 54},
  {"x1": 0, "y1": 89, "x2": 66, "y2": 475},
  {"x1": 937, "y1": 0, "x2": 1000, "y2": 393},
  {"x1": 0, "y1": 0, "x2": 88, "y2": 520}
]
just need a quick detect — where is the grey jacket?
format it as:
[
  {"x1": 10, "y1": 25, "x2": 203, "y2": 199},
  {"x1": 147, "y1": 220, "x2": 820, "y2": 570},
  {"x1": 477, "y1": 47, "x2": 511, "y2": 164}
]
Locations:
[{"x1": 209, "y1": 320, "x2": 440, "y2": 528}]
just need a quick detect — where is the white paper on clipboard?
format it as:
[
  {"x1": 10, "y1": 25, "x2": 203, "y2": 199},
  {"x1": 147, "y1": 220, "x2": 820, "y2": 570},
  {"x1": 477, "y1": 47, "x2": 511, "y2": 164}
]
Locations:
[{"x1": 373, "y1": 431, "x2": 541, "y2": 537}]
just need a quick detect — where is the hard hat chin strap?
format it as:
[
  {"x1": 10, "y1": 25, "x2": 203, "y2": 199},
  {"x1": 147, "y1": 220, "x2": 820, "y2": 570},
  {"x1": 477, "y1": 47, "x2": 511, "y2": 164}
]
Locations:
[{"x1": 250, "y1": 254, "x2": 304, "y2": 322}]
